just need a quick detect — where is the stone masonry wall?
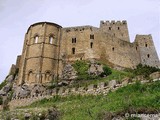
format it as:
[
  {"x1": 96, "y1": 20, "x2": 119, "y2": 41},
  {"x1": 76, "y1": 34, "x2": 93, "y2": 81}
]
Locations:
[
  {"x1": 9, "y1": 72, "x2": 160, "y2": 109},
  {"x1": 15, "y1": 20, "x2": 160, "y2": 86}
]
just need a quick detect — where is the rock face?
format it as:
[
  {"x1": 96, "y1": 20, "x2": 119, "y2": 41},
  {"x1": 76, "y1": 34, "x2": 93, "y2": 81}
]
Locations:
[
  {"x1": 30, "y1": 84, "x2": 46, "y2": 97},
  {"x1": 0, "y1": 75, "x2": 14, "y2": 96},
  {"x1": 61, "y1": 64, "x2": 77, "y2": 81},
  {"x1": 88, "y1": 62, "x2": 104, "y2": 76},
  {"x1": 12, "y1": 84, "x2": 47, "y2": 99},
  {"x1": 5, "y1": 75, "x2": 14, "y2": 83}
]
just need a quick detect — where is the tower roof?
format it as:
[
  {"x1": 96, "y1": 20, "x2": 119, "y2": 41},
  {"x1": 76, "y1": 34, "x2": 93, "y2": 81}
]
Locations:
[{"x1": 26, "y1": 22, "x2": 62, "y2": 34}]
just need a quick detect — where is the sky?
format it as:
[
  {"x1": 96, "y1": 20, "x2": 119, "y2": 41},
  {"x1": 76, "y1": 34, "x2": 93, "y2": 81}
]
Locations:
[{"x1": 0, "y1": 0, "x2": 160, "y2": 83}]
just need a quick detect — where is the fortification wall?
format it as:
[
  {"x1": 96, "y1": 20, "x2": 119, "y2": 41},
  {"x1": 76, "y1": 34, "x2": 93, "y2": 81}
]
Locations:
[
  {"x1": 135, "y1": 35, "x2": 160, "y2": 67},
  {"x1": 61, "y1": 26, "x2": 100, "y2": 62},
  {"x1": 16, "y1": 20, "x2": 160, "y2": 85},
  {"x1": 9, "y1": 72, "x2": 160, "y2": 109},
  {"x1": 100, "y1": 20, "x2": 130, "y2": 42},
  {"x1": 96, "y1": 30, "x2": 140, "y2": 69},
  {"x1": 17, "y1": 22, "x2": 62, "y2": 85}
]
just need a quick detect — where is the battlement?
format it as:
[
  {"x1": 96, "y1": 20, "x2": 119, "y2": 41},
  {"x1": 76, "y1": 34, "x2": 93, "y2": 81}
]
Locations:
[{"x1": 100, "y1": 20, "x2": 127, "y2": 27}]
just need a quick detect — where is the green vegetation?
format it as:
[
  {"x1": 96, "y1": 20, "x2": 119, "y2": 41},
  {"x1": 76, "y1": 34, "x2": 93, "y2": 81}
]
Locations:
[
  {"x1": 72, "y1": 60, "x2": 91, "y2": 80},
  {"x1": 101, "y1": 65, "x2": 112, "y2": 76},
  {"x1": 68, "y1": 68, "x2": 133, "y2": 88},
  {"x1": 72, "y1": 60, "x2": 112, "y2": 81},
  {"x1": 0, "y1": 96, "x2": 3, "y2": 105},
  {"x1": 0, "y1": 80, "x2": 7, "y2": 90},
  {"x1": 125, "y1": 64, "x2": 160, "y2": 78},
  {"x1": 22, "y1": 81, "x2": 160, "y2": 120}
]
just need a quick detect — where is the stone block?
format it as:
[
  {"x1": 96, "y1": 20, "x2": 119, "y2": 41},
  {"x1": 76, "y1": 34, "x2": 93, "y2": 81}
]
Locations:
[
  {"x1": 58, "y1": 88, "x2": 64, "y2": 95},
  {"x1": 150, "y1": 71, "x2": 160, "y2": 79},
  {"x1": 108, "y1": 80, "x2": 116, "y2": 88},
  {"x1": 121, "y1": 80, "x2": 128, "y2": 86},
  {"x1": 78, "y1": 87, "x2": 85, "y2": 91},
  {"x1": 87, "y1": 84, "x2": 97, "y2": 91},
  {"x1": 98, "y1": 82, "x2": 107, "y2": 89}
]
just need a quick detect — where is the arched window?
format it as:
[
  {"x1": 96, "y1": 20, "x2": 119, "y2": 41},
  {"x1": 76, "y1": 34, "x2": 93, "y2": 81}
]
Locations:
[
  {"x1": 34, "y1": 35, "x2": 39, "y2": 43},
  {"x1": 28, "y1": 70, "x2": 33, "y2": 81},
  {"x1": 49, "y1": 36, "x2": 53, "y2": 44},
  {"x1": 45, "y1": 71, "x2": 52, "y2": 81}
]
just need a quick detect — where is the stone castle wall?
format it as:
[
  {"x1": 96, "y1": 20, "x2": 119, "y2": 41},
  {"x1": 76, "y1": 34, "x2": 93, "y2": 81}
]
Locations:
[
  {"x1": 16, "y1": 20, "x2": 160, "y2": 85},
  {"x1": 17, "y1": 22, "x2": 62, "y2": 85}
]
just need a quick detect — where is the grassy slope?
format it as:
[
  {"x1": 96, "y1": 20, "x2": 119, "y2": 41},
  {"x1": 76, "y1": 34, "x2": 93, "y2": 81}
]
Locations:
[
  {"x1": 68, "y1": 69, "x2": 133, "y2": 88},
  {"x1": 23, "y1": 81, "x2": 160, "y2": 120}
]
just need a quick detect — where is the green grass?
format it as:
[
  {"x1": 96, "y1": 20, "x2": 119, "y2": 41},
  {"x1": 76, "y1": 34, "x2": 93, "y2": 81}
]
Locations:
[
  {"x1": 22, "y1": 81, "x2": 160, "y2": 120},
  {"x1": 68, "y1": 69, "x2": 133, "y2": 88}
]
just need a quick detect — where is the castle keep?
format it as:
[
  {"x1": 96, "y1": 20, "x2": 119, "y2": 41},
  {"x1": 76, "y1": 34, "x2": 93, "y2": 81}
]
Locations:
[{"x1": 15, "y1": 20, "x2": 160, "y2": 85}]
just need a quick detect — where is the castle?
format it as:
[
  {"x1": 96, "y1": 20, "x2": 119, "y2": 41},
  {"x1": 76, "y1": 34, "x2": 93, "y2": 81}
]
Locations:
[{"x1": 13, "y1": 20, "x2": 160, "y2": 85}]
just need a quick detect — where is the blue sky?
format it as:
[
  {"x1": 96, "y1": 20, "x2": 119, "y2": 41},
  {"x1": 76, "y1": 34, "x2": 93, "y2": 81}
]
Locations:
[{"x1": 0, "y1": 0, "x2": 160, "y2": 82}]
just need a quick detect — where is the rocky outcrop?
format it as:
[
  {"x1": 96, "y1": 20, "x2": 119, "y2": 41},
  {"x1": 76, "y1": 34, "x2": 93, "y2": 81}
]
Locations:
[
  {"x1": 12, "y1": 84, "x2": 47, "y2": 99},
  {"x1": 61, "y1": 64, "x2": 77, "y2": 81},
  {"x1": 0, "y1": 75, "x2": 14, "y2": 96},
  {"x1": 88, "y1": 62, "x2": 104, "y2": 76}
]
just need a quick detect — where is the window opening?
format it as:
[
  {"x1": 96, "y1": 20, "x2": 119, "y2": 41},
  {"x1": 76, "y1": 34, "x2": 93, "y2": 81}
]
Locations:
[
  {"x1": 90, "y1": 42, "x2": 93, "y2": 48},
  {"x1": 112, "y1": 47, "x2": 114, "y2": 51},
  {"x1": 34, "y1": 36, "x2": 39, "y2": 43},
  {"x1": 90, "y1": 35, "x2": 94, "y2": 39},
  {"x1": 49, "y1": 36, "x2": 53, "y2": 44},
  {"x1": 72, "y1": 48, "x2": 75, "y2": 54},
  {"x1": 72, "y1": 38, "x2": 76, "y2": 43}
]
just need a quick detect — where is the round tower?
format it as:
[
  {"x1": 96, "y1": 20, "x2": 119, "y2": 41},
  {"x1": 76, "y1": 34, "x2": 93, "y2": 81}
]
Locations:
[{"x1": 18, "y1": 22, "x2": 62, "y2": 85}]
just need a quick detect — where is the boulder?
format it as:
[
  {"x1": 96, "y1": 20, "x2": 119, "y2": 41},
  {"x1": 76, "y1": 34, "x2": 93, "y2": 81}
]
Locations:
[
  {"x1": 45, "y1": 107, "x2": 60, "y2": 120},
  {"x1": 88, "y1": 63, "x2": 104, "y2": 76},
  {"x1": 12, "y1": 85, "x2": 31, "y2": 99},
  {"x1": 108, "y1": 80, "x2": 117, "y2": 88},
  {"x1": 18, "y1": 89, "x2": 30, "y2": 98},
  {"x1": 61, "y1": 64, "x2": 77, "y2": 81},
  {"x1": 30, "y1": 84, "x2": 46, "y2": 97},
  {"x1": 24, "y1": 113, "x2": 31, "y2": 120},
  {"x1": 2, "y1": 83, "x2": 12, "y2": 93}
]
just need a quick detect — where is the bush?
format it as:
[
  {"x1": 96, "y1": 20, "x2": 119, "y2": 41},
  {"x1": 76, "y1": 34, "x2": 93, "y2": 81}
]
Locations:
[
  {"x1": 133, "y1": 64, "x2": 160, "y2": 78},
  {"x1": 102, "y1": 65, "x2": 112, "y2": 76},
  {"x1": 0, "y1": 96, "x2": 3, "y2": 105}
]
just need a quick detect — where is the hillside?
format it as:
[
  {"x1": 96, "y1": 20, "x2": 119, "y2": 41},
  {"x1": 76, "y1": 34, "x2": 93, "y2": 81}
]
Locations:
[
  {"x1": 0, "y1": 63, "x2": 160, "y2": 120},
  {"x1": 0, "y1": 81, "x2": 160, "y2": 120}
]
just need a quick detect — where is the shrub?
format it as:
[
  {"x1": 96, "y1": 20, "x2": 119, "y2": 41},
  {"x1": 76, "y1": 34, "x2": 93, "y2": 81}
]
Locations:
[
  {"x1": 133, "y1": 64, "x2": 160, "y2": 78},
  {"x1": 101, "y1": 65, "x2": 112, "y2": 76},
  {"x1": 0, "y1": 96, "x2": 3, "y2": 105}
]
